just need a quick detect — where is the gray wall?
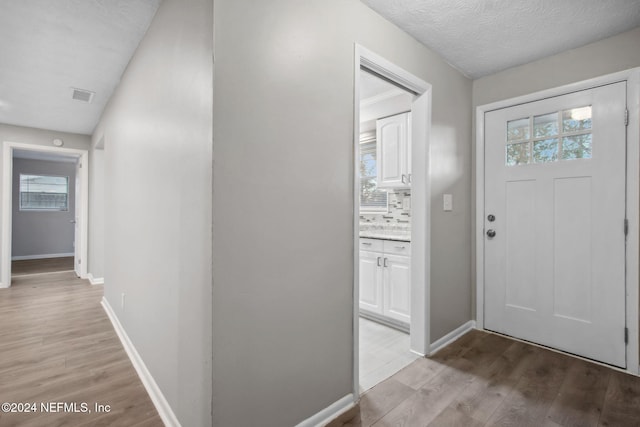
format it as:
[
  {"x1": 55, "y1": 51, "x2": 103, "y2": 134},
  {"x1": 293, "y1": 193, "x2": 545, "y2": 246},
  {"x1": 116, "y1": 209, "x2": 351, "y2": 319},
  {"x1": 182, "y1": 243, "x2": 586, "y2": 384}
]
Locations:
[
  {"x1": 0, "y1": 124, "x2": 92, "y2": 279},
  {"x1": 213, "y1": 0, "x2": 472, "y2": 425},
  {"x1": 91, "y1": 0, "x2": 212, "y2": 425},
  {"x1": 471, "y1": 27, "x2": 640, "y2": 318},
  {"x1": 12, "y1": 158, "x2": 76, "y2": 258}
]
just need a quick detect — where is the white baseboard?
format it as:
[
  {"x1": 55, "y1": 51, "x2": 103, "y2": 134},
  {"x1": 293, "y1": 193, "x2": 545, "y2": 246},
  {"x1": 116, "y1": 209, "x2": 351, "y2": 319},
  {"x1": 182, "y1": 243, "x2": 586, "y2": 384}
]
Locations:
[
  {"x1": 11, "y1": 252, "x2": 74, "y2": 261},
  {"x1": 87, "y1": 273, "x2": 104, "y2": 285},
  {"x1": 0, "y1": 282, "x2": 7, "y2": 289},
  {"x1": 295, "y1": 394, "x2": 355, "y2": 427},
  {"x1": 428, "y1": 320, "x2": 476, "y2": 356},
  {"x1": 101, "y1": 297, "x2": 181, "y2": 427}
]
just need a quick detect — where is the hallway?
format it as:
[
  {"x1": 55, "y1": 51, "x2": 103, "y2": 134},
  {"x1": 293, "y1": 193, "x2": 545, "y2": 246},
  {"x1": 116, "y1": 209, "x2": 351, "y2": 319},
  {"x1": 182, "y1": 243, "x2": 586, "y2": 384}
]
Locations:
[{"x1": 0, "y1": 272, "x2": 160, "y2": 426}]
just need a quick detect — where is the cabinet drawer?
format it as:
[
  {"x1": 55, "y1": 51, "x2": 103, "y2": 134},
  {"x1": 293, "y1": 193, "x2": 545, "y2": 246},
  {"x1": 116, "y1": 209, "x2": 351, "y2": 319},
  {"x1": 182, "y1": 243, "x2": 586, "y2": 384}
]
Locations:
[
  {"x1": 383, "y1": 240, "x2": 411, "y2": 256},
  {"x1": 359, "y1": 238, "x2": 383, "y2": 252}
]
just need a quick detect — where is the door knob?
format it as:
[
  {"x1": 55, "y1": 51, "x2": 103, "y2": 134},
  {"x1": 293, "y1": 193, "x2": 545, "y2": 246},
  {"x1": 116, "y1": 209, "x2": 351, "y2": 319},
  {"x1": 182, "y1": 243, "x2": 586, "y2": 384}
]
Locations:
[{"x1": 486, "y1": 229, "x2": 496, "y2": 238}]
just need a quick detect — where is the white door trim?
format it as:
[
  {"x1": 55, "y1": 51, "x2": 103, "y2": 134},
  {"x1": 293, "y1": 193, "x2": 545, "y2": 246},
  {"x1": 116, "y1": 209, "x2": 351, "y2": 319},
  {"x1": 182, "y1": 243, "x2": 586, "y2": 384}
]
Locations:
[
  {"x1": 475, "y1": 68, "x2": 640, "y2": 375},
  {"x1": 353, "y1": 44, "x2": 432, "y2": 397},
  {"x1": 1, "y1": 141, "x2": 89, "y2": 287}
]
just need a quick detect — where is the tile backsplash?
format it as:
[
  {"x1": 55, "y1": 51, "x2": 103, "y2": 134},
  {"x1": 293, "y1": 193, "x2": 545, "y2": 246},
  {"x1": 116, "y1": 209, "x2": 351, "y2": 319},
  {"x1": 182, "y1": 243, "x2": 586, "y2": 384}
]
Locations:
[{"x1": 360, "y1": 190, "x2": 411, "y2": 225}]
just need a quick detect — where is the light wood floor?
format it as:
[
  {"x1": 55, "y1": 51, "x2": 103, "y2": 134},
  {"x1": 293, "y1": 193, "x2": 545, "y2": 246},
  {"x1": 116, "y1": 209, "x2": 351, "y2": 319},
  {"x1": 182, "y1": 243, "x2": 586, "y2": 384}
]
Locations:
[
  {"x1": 360, "y1": 317, "x2": 419, "y2": 392},
  {"x1": 0, "y1": 271, "x2": 162, "y2": 426},
  {"x1": 11, "y1": 257, "x2": 75, "y2": 276},
  {"x1": 330, "y1": 329, "x2": 640, "y2": 427}
]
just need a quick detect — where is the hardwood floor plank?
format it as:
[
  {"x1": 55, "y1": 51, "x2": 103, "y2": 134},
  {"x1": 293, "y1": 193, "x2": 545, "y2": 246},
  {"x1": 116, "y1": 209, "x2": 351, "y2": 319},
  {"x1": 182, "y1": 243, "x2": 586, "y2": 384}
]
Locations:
[
  {"x1": 373, "y1": 332, "x2": 513, "y2": 426},
  {"x1": 450, "y1": 339, "x2": 537, "y2": 423},
  {"x1": 329, "y1": 330, "x2": 640, "y2": 427},
  {"x1": 426, "y1": 405, "x2": 486, "y2": 427},
  {"x1": 392, "y1": 357, "x2": 447, "y2": 390},
  {"x1": 11, "y1": 257, "x2": 75, "y2": 276},
  {"x1": 598, "y1": 370, "x2": 640, "y2": 426},
  {"x1": 359, "y1": 378, "x2": 415, "y2": 426},
  {"x1": 0, "y1": 272, "x2": 162, "y2": 426},
  {"x1": 546, "y1": 359, "x2": 611, "y2": 427},
  {"x1": 485, "y1": 348, "x2": 570, "y2": 427}
]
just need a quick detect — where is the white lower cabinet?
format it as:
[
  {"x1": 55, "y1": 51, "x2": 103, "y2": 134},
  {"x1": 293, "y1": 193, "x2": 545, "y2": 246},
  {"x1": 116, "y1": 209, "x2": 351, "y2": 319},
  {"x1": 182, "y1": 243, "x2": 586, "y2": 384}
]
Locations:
[
  {"x1": 359, "y1": 250, "x2": 383, "y2": 313},
  {"x1": 383, "y1": 254, "x2": 411, "y2": 324},
  {"x1": 359, "y1": 238, "x2": 411, "y2": 324}
]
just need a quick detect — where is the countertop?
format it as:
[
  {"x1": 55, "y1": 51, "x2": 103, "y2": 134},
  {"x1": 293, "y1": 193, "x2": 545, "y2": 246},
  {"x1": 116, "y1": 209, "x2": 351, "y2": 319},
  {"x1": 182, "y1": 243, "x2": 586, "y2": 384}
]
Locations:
[
  {"x1": 359, "y1": 222, "x2": 411, "y2": 242},
  {"x1": 359, "y1": 233, "x2": 410, "y2": 242}
]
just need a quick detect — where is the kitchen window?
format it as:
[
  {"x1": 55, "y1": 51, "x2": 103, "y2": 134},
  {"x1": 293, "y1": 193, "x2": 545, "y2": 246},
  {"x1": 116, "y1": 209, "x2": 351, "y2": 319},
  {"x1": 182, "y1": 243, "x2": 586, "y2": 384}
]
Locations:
[
  {"x1": 360, "y1": 135, "x2": 388, "y2": 212},
  {"x1": 19, "y1": 174, "x2": 69, "y2": 211}
]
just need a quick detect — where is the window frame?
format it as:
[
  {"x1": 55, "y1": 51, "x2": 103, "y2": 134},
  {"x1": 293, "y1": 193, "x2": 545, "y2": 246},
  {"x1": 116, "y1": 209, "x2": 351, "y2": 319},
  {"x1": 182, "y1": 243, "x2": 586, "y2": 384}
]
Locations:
[
  {"x1": 359, "y1": 135, "x2": 389, "y2": 213},
  {"x1": 18, "y1": 173, "x2": 70, "y2": 212}
]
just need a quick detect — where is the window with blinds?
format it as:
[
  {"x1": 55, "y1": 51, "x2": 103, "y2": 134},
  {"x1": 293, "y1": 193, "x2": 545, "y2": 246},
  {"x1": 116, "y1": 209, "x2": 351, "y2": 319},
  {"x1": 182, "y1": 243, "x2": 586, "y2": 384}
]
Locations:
[
  {"x1": 360, "y1": 136, "x2": 388, "y2": 212},
  {"x1": 19, "y1": 174, "x2": 69, "y2": 211}
]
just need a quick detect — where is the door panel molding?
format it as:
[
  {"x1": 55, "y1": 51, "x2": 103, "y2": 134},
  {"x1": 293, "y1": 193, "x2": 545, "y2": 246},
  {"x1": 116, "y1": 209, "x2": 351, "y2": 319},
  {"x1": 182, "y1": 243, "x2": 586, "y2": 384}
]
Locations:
[{"x1": 476, "y1": 68, "x2": 640, "y2": 375}]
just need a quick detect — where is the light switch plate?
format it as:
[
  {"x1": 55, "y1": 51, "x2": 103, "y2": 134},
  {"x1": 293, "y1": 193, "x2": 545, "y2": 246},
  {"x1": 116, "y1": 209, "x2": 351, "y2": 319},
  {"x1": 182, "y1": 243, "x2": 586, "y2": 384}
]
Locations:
[{"x1": 443, "y1": 194, "x2": 453, "y2": 211}]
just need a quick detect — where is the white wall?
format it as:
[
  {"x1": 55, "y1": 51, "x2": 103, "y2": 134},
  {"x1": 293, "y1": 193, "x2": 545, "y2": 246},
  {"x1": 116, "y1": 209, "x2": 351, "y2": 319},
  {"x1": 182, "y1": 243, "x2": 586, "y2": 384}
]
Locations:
[
  {"x1": 213, "y1": 1, "x2": 472, "y2": 425},
  {"x1": 471, "y1": 27, "x2": 640, "y2": 319},
  {"x1": 91, "y1": 0, "x2": 212, "y2": 424},
  {"x1": 12, "y1": 158, "x2": 76, "y2": 258},
  {"x1": 0, "y1": 124, "x2": 92, "y2": 278},
  {"x1": 88, "y1": 146, "x2": 104, "y2": 279}
]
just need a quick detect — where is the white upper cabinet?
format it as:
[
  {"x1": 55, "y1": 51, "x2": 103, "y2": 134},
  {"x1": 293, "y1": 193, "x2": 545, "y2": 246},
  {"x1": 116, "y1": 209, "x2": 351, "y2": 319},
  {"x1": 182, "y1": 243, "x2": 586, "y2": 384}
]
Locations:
[{"x1": 376, "y1": 112, "x2": 411, "y2": 188}]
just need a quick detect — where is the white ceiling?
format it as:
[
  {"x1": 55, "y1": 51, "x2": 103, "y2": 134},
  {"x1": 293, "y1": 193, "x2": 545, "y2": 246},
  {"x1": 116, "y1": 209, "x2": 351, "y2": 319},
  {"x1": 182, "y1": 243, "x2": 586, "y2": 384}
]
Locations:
[
  {"x1": 0, "y1": 0, "x2": 161, "y2": 135},
  {"x1": 361, "y1": 0, "x2": 640, "y2": 79}
]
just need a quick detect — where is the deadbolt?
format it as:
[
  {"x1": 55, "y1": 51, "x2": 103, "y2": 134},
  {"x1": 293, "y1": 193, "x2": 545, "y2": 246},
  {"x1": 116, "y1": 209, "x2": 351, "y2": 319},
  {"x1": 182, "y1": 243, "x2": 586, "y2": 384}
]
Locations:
[
  {"x1": 487, "y1": 214, "x2": 495, "y2": 222},
  {"x1": 486, "y1": 229, "x2": 496, "y2": 238}
]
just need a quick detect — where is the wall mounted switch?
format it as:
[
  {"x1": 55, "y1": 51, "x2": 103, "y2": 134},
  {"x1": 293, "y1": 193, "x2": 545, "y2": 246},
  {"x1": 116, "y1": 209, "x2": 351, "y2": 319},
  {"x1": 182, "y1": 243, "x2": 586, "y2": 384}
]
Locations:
[{"x1": 443, "y1": 194, "x2": 453, "y2": 211}]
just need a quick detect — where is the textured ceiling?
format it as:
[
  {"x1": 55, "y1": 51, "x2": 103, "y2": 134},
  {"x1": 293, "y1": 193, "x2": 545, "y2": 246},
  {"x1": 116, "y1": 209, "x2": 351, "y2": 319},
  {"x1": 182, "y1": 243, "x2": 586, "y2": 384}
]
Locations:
[
  {"x1": 0, "y1": 0, "x2": 161, "y2": 135},
  {"x1": 361, "y1": 0, "x2": 640, "y2": 79}
]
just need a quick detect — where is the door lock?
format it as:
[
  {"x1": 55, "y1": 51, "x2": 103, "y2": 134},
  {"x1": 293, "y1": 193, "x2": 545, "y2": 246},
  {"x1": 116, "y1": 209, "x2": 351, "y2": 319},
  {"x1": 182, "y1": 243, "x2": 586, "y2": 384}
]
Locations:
[
  {"x1": 486, "y1": 229, "x2": 496, "y2": 238},
  {"x1": 487, "y1": 214, "x2": 495, "y2": 222}
]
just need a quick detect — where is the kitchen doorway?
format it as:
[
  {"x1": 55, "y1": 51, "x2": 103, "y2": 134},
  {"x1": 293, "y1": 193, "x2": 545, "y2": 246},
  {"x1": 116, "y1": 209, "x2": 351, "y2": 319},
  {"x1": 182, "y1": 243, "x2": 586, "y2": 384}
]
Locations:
[{"x1": 353, "y1": 46, "x2": 432, "y2": 394}]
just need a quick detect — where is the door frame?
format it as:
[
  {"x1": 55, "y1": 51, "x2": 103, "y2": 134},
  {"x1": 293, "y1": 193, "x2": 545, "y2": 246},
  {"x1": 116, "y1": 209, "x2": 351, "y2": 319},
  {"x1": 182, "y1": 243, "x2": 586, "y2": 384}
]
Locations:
[
  {"x1": 475, "y1": 68, "x2": 640, "y2": 375},
  {"x1": 1, "y1": 141, "x2": 89, "y2": 287},
  {"x1": 353, "y1": 44, "x2": 432, "y2": 396}
]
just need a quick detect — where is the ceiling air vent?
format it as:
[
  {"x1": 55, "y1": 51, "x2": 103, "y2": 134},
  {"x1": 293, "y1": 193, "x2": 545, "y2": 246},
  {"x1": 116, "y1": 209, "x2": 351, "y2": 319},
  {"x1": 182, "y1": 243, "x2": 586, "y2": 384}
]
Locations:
[{"x1": 71, "y1": 88, "x2": 95, "y2": 103}]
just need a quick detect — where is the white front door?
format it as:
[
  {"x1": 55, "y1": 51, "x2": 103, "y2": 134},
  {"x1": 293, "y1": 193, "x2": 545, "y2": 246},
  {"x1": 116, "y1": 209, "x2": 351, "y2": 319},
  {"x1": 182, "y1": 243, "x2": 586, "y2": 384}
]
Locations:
[{"x1": 484, "y1": 82, "x2": 627, "y2": 367}]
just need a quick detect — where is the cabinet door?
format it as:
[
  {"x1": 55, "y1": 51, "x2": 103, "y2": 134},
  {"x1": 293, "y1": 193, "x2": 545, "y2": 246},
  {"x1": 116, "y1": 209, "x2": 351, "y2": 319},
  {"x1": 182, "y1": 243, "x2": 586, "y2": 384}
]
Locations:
[
  {"x1": 359, "y1": 250, "x2": 383, "y2": 314},
  {"x1": 382, "y1": 254, "x2": 411, "y2": 323},
  {"x1": 376, "y1": 112, "x2": 409, "y2": 188}
]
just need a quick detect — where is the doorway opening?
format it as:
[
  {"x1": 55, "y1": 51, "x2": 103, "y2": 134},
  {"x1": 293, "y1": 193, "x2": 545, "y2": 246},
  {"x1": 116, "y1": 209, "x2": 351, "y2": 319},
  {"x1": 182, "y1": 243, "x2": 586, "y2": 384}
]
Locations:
[
  {"x1": 1, "y1": 142, "x2": 89, "y2": 287},
  {"x1": 353, "y1": 46, "x2": 432, "y2": 395}
]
